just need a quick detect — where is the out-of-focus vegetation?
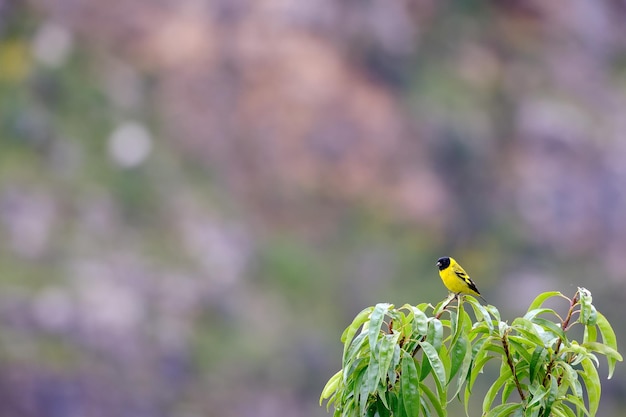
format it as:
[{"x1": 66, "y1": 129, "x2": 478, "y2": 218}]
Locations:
[{"x1": 1, "y1": 1, "x2": 626, "y2": 416}]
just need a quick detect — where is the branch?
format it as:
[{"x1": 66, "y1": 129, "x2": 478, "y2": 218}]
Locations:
[
  {"x1": 502, "y1": 330, "x2": 526, "y2": 401},
  {"x1": 542, "y1": 291, "x2": 579, "y2": 386}
]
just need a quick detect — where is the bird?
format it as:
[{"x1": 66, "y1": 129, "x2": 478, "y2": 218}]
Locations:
[{"x1": 436, "y1": 256, "x2": 487, "y2": 303}]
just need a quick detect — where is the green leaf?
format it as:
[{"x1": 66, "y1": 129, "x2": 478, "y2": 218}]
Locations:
[
  {"x1": 484, "y1": 403, "x2": 523, "y2": 417},
  {"x1": 421, "y1": 341, "x2": 447, "y2": 390},
  {"x1": 584, "y1": 324, "x2": 597, "y2": 344},
  {"x1": 369, "y1": 303, "x2": 391, "y2": 353},
  {"x1": 419, "y1": 321, "x2": 443, "y2": 382},
  {"x1": 420, "y1": 352, "x2": 432, "y2": 382},
  {"x1": 342, "y1": 306, "x2": 374, "y2": 346},
  {"x1": 387, "y1": 343, "x2": 401, "y2": 386},
  {"x1": 464, "y1": 382, "x2": 471, "y2": 416},
  {"x1": 344, "y1": 332, "x2": 368, "y2": 370},
  {"x1": 320, "y1": 369, "x2": 342, "y2": 405},
  {"x1": 581, "y1": 342, "x2": 623, "y2": 363},
  {"x1": 515, "y1": 365, "x2": 529, "y2": 386},
  {"x1": 449, "y1": 301, "x2": 471, "y2": 346},
  {"x1": 529, "y1": 317, "x2": 567, "y2": 342},
  {"x1": 449, "y1": 309, "x2": 458, "y2": 340},
  {"x1": 420, "y1": 382, "x2": 446, "y2": 417},
  {"x1": 557, "y1": 362, "x2": 583, "y2": 398},
  {"x1": 398, "y1": 308, "x2": 413, "y2": 340},
  {"x1": 482, "y1": 367, "x2": 513, "y2": 414},
  {"x1": 524, "y1": 308, "x2": 562, "y2": 322},
  {"x1": 469, "y1": 322, "x2": 492, "y2": 339},
  {"x1": 544, "y1": 374, "x2": 559, "y2": 417},
  {"x1": 506, "y1": 336, "x2": 534, "y2": 363},
  {"x1": 427, "y1": 318, "x2": 444, "y2": 352},
  {"x1": 580, "y1": 304, "x2": 598, "y2": 327},
  {"x1": 579, "y1": 357, "x2": 600, "y2": 416},
  {"x1": 367, "y1": 351, "x2": 381, "y2": 394},
  {"x1": 514, "y1": 317, "x2": 567, "y2": 348},
  {"x1": 387, "y1": 308, "x2": 404, "y2": 334},
  {"x1": 468, "y1": 301, "x2": 494, "y2": 331},
  {"x1": 528, "y1": 291, "x2": 566, "y2": 311},
  {"x1": 420, "y1": 396, "x2": 431, "y2": 417},
  {"x1": 354, "y1": 366, "x2": 369, "y2": 417},
  {"x1": 469, "y1": 337, "x2": 493, "y2": 376},
  {"x1": 438, "y1": 343, "x2": 451, "y2": 385},
  {"x1": 403, "y1": 304, "x2": 429, "y2": 335},
  {"x1": 344, "y1": 367, "x2": 369, "y2": 415},
  {"x1": 469, "y1": 348, "x2": 496, "y2": 392},
  {"x1": 450, "y1": 334, "x2": 473, "y2": 400},
  {"x1": 387, "y1": 392, "x2": 400, "y2": 417},
  {"x1": 378, "y1": 332, "x2": 401, "y2": 386},
  {"x1": 565, "y1": 394, "x2": 590, "y2": 417},
  {"x1": 377, "y1": 385, "x2": 390, "y2": 410},
  {"x1": 501, "y1": 380, "x2": 516, "y2": 404},
  {"x1": 595, "y1": 311, "x2": 622, "y2": 379},
  {"x1": 552, "y1": 402, "x2": 579, "y2": 417},
  {"x1": 485, "y1": 304, "x2": 502, "y2": 323},
  {"x1": 401, "y1": 353, "x2": 420, "y2": 417},
  {"x1": 340, "y1": 397, "x2": 355, "y2": 417},
  {"x1": 464, "y1": 345, "x2": 497, "y2": 415},
  {"x1": 578, "y1": 288, "x2": 596, "y2": 325},
  {"x1": 511, "y1": 318, "x2": 548, "y2": 347},
  {"x1": 526, "y1": 382, "x2": 549, "y2": 410},
  {"x1": 345, "y1": 356, "x2": 367, "y2": 384},
  {"x1": 371, "y1": 397, "x2": 391, "y2": 417},
  {"x1": 433, "y1": 296, "x2": 454, "y2": 316},
  {"x1": 561, "y1": 342, "x2": 599, "y2": 367},
  {"x1": 529, "y1": 346, "x2": 547, "y2": 384},
  {"x1": 483, "y1": 343, "x2": 506, "y2": 357},
  {"x1": 449, "y1": 334, "x2": 468, "y2": 383}
]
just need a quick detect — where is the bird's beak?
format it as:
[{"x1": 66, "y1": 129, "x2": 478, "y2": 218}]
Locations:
[{"x1": 436, "y1": 261, "x2": 440, "y2": 267}]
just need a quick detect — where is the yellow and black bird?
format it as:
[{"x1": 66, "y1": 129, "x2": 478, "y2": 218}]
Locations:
[{"x1": 436, "y1": 256, "x2": 486, "y2": 303}]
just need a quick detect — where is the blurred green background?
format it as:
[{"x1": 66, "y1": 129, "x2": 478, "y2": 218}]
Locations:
[{"x1": 1, "y1": 1, "x2": 626, "y2": 416}]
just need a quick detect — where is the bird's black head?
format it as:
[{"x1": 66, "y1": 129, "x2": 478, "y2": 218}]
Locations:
[{"x1": 436, "y1": 257, "x2": 450, "y2": 270}]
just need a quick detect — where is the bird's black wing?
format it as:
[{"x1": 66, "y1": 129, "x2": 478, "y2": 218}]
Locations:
[{"x1": 455, "y1": 270, "x2": 481, "y2": 295}]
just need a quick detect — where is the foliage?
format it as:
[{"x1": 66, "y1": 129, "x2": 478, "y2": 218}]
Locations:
[{"x1": 320, "y1": 288, "x2": 622, "y2": 417}]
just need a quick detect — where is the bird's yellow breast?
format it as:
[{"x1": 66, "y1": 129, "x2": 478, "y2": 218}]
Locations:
[
  {"x1": 440, "y1": 269, "x2": 464, "y2": 293},
  {"x1": 439, "y1": 267, "x2": 480, "y2": 296}
]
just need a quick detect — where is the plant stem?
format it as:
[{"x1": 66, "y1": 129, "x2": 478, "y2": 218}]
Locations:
[
  {"x1": 502, "y1": 330, "x2": 526, "y2": 401},
  {"x1": 542, "y1": 291, "x2": 580, "y2": 386}
]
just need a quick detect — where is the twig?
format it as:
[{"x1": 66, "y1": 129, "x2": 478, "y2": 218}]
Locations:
[
  {"x1": 542, "y1": 291, "x2": 580, "y2": 387},
  {"x1": 502, "y1": 330, "x2": 526, "y2": 401}
]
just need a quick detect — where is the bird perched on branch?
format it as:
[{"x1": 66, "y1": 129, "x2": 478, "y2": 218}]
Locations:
[{"x1": 436, "y1": 256, "x2": 487, "y2": 303}]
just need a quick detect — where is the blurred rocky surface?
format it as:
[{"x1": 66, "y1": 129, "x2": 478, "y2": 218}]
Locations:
[{"x1": 1, "y1": 0, "x2": 626, "y2": 416}]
